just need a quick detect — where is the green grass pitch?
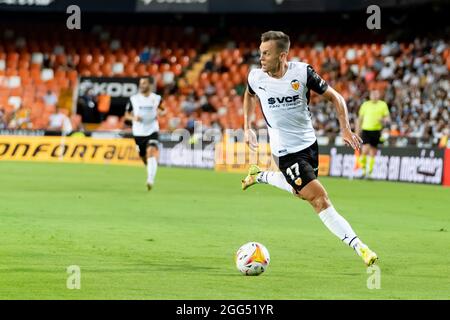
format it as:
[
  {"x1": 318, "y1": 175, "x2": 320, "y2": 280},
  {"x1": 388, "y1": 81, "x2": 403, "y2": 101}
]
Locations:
[{"x1": 0, "y1": 161, "x2": 449, "y2": 299}]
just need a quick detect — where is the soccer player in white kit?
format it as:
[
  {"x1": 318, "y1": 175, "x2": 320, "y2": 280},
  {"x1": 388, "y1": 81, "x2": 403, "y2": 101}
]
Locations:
[
  {"x1": 125, "y1": 77, "x2": 165, "y2": 191},
  {"x1": 242, "y1": 31, "x2": 378, "y2": 266}
]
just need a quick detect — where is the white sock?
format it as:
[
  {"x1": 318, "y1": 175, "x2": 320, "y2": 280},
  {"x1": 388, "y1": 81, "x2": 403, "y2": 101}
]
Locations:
[
  {"x1": 257, "y1": 171, "x2": 294, "y2": 194},
  {"x1": 146, "y1": 157, "x2": 158, "y2": 185},
  {"x1": 318, "y1": 206, "x2": 366, "y2": 254}
]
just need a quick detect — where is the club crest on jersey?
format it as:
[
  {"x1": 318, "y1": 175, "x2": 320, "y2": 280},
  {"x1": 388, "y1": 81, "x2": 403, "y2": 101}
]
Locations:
[{"x1": 291, "y1": 79, "x2": 300, "y2": 91}]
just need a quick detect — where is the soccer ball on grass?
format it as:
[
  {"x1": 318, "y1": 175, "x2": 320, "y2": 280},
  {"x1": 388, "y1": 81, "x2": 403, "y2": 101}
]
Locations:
[{"x1": 235, "y1": 242, "x2": 270, "y2": 276}]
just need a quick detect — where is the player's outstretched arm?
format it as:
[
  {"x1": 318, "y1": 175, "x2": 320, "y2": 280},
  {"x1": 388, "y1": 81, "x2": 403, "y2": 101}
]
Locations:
[
  {"x1": 243, "y1": 87, "x2": 258, "y2": 151},
  {"x1": 322, "y1": 86, "x2": 362, "y2": 150}
]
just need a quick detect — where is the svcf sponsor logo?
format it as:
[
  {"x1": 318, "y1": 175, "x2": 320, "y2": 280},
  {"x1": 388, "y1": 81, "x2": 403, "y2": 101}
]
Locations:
[
  {"x1": 291, "y1": 79, "x2": 300, "y2": 91},
  {"x1": 268, "y1": 95, "x2": 300, "y2": 104}
]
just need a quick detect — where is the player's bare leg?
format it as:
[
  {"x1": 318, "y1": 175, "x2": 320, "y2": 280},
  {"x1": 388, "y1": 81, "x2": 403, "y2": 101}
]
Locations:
[
  {"x1": 298, "y1": 179, "x2": 378, "y2": 266},
  {"x1": 146, "y1": 145, "x2": 159, "y2": 191}
]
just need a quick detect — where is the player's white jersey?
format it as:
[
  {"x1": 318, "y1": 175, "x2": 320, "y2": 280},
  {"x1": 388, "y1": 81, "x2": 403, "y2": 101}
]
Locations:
[
  {"x1": 126, "y1": 92, "x2": 161, "y2": 137},
  {"x1": 248, "y1": 61, "x2": 328, "y2": 157}
]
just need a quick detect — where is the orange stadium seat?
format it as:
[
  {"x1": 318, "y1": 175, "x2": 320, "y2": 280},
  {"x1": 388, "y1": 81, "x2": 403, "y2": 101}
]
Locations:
[
  {"x1": 124, "y1": 63, "x2": 137, "y2": 77},
  {"x1": 54, "y1": 54, "x2": 67, "y2": 68},
  {"x1": 79, "y1": 54, "x2": 92, "y2": 67},
  {"x1": 80, "y1": 69, "x2": 91, "y2": 77},
  {"x1": 180, "y1": 56, "x2": 190, "y2": 67},
  {"x1": 148, "y1": 64, "x2": 159, "y2": 75},
  {"x1": 91, "y1": 53, "x2": 104, "y2": 64},
  {"x1": 136, "y1": 64, "x2": 148, "y2": 76},
  {"x1": 89, "y1": 63, "x2": 102, "y2": 77},
  {"x1": 171, "y1": 64, "x2": 182, "y2": 76},
  {"x1": 104, "y1": 53, "x2": 116, "y2": 64}
]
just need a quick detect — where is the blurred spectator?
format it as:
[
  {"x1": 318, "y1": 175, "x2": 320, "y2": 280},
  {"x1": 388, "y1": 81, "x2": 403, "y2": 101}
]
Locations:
[
  {"x1": 205, "y1": 82, "x2": 217, "y2": 96},
  {"x1": 151, "y1": 51, "x2": 162, "y2": 65},
  {"x1": 200, "y1": 96, "x2": 217, "y2": 113},
  {"x1": 110, "y1": 39, "x2": 121, "y2": 51},
  {"x1": 163, "y1": 76, "x2": 179, "y2": 96},
  {"x1": 168, "y1": 116, "x2": 181, "y2": 131},
  {"x1": 438, "y1": 128, "x2": 449, "y2": 148},
  {"x1": 213, "y1": 55, "x2": 229, "y2": 73},
  {"x1": 185, "y1": 117, "x2": 195, "y2": 134},
  {"x1": 210, "y1": 113, "x2": 223, "y2": 131},
  {"x1": 139, "y1": 46, "x2": 151, "y2": 64},
  {"x1": 309, "y1": 37, "x2": 449, "y2": 146},
  {"x1": 203, "y1": 54, "x2": 215, "y2": 72},
  {"x1": 0, "y1": 107, "x2": 7, "y2": 129},
  {"x1": 364, "y1": 67, "x2": 376, "y2": 83},
  {"x1": 77, "y1": 87, "x2": 100, "y2": 123},
  {"x1": 389, "y1": 124, "x2": 401, "y2": 137},
  {"x1": 48, "y1": 107, "x2": 73, "y2": 135},
  {"x1": 43, "y1": 90, "x2": 58, "y2": 106},
  {"x1": 181, "y1": 94, "x2": 198, "y2": 116},
  {"x1": 234, "y1": 82, "x2": 245, "y2": 96},
  {"x1": 8, "y1": 107, "x2": 32, "y2": 129},
  {"x1": 42, "y1": 53, "x2": 54, "y2": 69},
  {"x1": 243, "y1": 48, "x2": 260, "y2": 69},
  {"x1": 345, "y1": 47, "x2": 356, "y2": 61},
  {"x1": 162, "y1": 69, "x2": 175, "y2": 86},
  {"x1": 70, "y1": 114, "x2": 85, "y2": 133},
  {"x1": 66, "y1": 55, "x2": 77, "y2": 70},
  {"x1": 321, "y1": 57, "x2": 339, "y2": 73}
]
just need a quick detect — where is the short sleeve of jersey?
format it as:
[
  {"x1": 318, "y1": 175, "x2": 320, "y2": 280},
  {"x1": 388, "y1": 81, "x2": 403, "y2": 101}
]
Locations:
[
  {"x1": 382, "y1": 102, "x2": 390, "y2": 116},
  {"x1": 155, "y1": 94, "x2": 162, "y2": 108},
  {"x1": 247, "y1": 70, "x2": 257, "y2": 95},
  {"x1": 306, "y1": 65, "x2": 328, "y2": 94},
  {"x1": 125, "y1": 98, "x2": 133, "y2": 113},
  {"x1": 358, "y1": 102, "x2": 367, "y2": 117}
]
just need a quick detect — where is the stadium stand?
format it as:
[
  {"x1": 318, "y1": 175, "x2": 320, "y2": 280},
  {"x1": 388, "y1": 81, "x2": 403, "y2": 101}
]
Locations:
[{"x1": 0, "y1": 15, "x2": 448, "y2": 147}]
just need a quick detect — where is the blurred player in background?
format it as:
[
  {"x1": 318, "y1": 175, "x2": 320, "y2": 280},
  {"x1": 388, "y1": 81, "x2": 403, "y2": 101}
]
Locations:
[
  {"x1": 241, "y1": 31, "x2": 378, "y2": 266},
  {"x1": 125, "y1": 77, "x2": 165, "y2": 191},
  {"x1": 355, "y1": 89, "x2": 390, "y2": 178}
]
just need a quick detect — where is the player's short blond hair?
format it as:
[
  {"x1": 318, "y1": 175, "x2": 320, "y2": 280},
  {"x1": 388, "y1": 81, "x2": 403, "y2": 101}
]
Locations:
[{"x1": 261, "y1": 31, "x2": 290, "y2": 53}]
